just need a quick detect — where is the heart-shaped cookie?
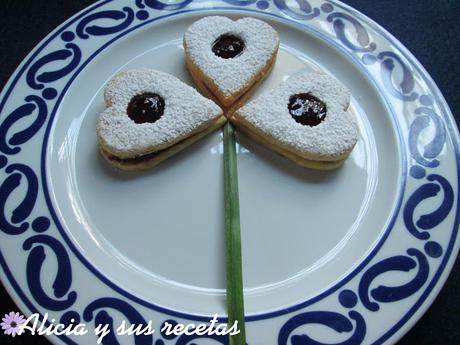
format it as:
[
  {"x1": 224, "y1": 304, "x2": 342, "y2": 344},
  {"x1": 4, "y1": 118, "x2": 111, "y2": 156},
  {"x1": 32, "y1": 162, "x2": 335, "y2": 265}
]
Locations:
[
  {"x1": 97, "y1": 69, "x2": 225, "y2": 170},
  {"x1": 183, "y1": 16, "x2": 279, "y2": 111},
  {"x1": 231, "y1": 72, "x2": 359, "y2": 170}
]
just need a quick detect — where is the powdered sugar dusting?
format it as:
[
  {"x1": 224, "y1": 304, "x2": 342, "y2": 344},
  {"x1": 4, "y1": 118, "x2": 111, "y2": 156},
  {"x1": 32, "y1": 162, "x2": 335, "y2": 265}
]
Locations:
[
  {"x1": 97, "y1": 69, "x2": 222, "y2": 158},
  {"x1": 184, "y1": 16, "x2": 279, "y2": 96},
  {"x1": 237, "y1": 72, "x2": 359, "y2": 158}
]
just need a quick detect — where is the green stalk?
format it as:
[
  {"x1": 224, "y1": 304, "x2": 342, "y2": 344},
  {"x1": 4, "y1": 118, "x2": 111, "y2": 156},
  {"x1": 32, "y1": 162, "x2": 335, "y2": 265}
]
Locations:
[{"x1": 223, "y1": 122, "x2": 246, "y2": 345}]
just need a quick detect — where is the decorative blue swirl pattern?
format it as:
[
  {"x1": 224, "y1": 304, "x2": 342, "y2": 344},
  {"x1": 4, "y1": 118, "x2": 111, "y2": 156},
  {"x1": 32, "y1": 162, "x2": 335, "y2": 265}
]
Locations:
[
  {"x1": 274, "y1": 0, "x2": 320, "y2": 20},
  {"x1": 409, "y1": 107, "x2": 446, "y2": 167},
  {"x1": 222, "y1": 0, "x2": 257, "y2": 6},
  {"x1": 23, "y1": 235, "x2": 77, "y2": 311},
  {"x1": 0, "y1": 0, "x2": 457, "y2": 344},
  {"x1": 327, "y1": 13, "x2": 376, "y2": 52},
  {"x1": 377, "y1": 51, "x2": 418, "y2": 101},
  {"x1": 26, "y1": 43, "x2": 82, "y2": 91},
  {"x1": 83, "y1": 298, "x2": 153, "y2": 345},
  {"x1": 0, "y1": 95, "x2": 48, "y2": 155},
  {"x1": 142, "y1": 0, "x2": 193, "y2": 11},
  {"x1": 76, "y1": 7, "x2": 135, "y2": 39},
  {"x1": 278, "y1": 311, "x2": 366, "y2": 345},
  {"x1": 0, "y1": 163, "x2": 38, "y2": 235},
  {"x1": 358, "y1": 248, "x2": 429, "y2": 312},
  {"x1": 403, "y1": 174, "x2": 453, "y2": 240}
]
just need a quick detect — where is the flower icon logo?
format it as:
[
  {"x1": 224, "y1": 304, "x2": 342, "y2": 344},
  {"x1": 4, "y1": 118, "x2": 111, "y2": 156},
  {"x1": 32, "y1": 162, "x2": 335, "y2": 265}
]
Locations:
[{"x1": 1, "y1": 311, "x2": 26, "y2": 337}]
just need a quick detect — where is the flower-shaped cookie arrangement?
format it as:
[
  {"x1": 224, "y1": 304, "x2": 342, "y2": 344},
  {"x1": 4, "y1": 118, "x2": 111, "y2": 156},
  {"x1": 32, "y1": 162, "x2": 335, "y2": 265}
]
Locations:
[{"x1": 97, "y1": 17, "x2": 359, "y2": 171}]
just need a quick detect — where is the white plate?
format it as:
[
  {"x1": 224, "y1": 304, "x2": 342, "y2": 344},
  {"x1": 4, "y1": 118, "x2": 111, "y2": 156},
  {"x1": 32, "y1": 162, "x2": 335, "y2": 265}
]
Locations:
[{"x1": 0, "y1": 0, "x2": 459, "y2": 344}]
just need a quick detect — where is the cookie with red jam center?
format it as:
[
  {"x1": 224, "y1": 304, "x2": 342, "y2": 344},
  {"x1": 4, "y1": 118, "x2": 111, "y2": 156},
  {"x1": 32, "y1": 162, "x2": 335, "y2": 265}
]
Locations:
[
  {"x1": 183, "y1": 16, "x2": 279, "y2": 113},
  {"x1": 97, "y1": 69, "x2": 225, "y2": 170},
  {"x1": 231, "y1": 72, "x2": 359, "y2": 170}
]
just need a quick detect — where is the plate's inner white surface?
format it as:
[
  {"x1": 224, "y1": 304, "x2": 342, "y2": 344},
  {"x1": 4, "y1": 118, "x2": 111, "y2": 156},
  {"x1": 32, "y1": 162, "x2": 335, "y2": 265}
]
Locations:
[{"x1": 48, "y1": 13, "x2": 401, "y2": 315}]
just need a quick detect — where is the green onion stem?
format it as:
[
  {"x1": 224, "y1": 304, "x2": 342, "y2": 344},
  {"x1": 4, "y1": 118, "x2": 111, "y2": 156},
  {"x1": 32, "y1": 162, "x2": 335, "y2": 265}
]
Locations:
[{"x1": 223, "y1": 122, "x2": 246, "y2": 345}]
